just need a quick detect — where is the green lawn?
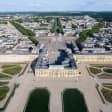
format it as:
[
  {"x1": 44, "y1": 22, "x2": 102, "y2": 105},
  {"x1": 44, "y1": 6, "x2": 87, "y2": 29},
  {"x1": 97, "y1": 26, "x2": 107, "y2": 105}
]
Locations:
[
  {"x1": 1, "y1": 64, "x2": 17, "y2": 69},
  {"x1": 88, "y1": 65, "x2": 112, "y2": 79},
  {"x1": 63, "y1": 89, "x2": 88, "y2": 112},
  {"x1": 0, "y1": 82, "x2": 9, "y2": 86},
  {"x1": 2, "y1": 66, "x2": 22, "y2": 75},
  {"x1": 98, "y1": 73, "x2": 112, "y2": 79},
  {"x1": 103, "y1": 84, "x2": 112, "y2": 89},
  {"x1": 0, "y1": 73, "x2": 11, "y2": 79},
  {"x1": 89, "y1": 67, "x2": 102, "y2": 74},
  {"x1": 103, "y1": 68, "x2": 112, "y2": 73},
  {"x1": 25, "y1": 89, "x2": 49, "y2": 112},
  {"x1": 0, "y1": 86, "x2": 9, "y2": 101},
  {"x1": 101, "y1": 88, "x2": 112, "y2": 103}
]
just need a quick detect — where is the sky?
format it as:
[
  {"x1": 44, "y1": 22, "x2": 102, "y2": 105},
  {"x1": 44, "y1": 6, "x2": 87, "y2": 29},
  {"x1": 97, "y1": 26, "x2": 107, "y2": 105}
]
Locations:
[{"x1": 0, "y1": 0, "x2": 112, "y2": 12}]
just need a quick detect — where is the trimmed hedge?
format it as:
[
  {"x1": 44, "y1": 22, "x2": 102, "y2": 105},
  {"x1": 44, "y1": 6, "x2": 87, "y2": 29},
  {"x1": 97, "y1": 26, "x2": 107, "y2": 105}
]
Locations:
[
  {"x1": 50, "y1": 18, "x2": 56, "y2": 33},
  {"x1": 63, "y1": 89, "x2": 88, "y2": 112},
  {"x1": 58, "y1": 18, "x2": 63, "y2": 34},
  {"x1": 25, "y1": 89, "x2": 50, "y2": 112}
]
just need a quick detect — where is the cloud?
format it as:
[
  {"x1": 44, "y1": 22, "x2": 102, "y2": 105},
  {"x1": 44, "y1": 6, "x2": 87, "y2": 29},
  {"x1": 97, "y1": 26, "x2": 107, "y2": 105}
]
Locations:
[
  {"x1": 103, "y1": 2, "x2": 112, "y2": 7},
  {"x1": 30, "y1": 2, "x2": 48, "y2": 8},
  {"x1": 74, "y1": 0, "x2": 112, "y2": 11}
]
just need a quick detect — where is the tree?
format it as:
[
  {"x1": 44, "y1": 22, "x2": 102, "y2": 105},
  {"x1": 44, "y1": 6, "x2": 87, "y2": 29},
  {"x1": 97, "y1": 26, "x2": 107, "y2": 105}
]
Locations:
[
  {"x1": 76, "y1": 23, "x2": 104, "y2": 45},
  {"x1": 10, "y1": 21, "x2": 38, "y2": 44},
  {"x1": 72, "y1": 24, "x2": 77, "y2": 29}
]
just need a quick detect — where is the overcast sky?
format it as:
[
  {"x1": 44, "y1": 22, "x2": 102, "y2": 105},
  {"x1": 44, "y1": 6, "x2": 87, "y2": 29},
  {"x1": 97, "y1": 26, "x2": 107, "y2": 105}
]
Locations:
[{"x1": 0, "y1": 0, "x2": 112, "y2": 12}]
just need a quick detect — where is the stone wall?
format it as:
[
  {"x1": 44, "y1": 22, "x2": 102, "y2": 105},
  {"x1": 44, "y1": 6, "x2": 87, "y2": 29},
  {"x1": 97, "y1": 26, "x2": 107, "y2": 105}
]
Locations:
[
  {"x1": 74, "y1": 55, "x2": 112, "y2": 62},
  {"x1": 35, "y1": 69, "x2": 79, "y2": 78},
  {"x1": 0, "y1": 55, "x2": 37, "y2": 63},
  {"x1": 1, "y1": 54, "x2": 112, "y2": 78}
]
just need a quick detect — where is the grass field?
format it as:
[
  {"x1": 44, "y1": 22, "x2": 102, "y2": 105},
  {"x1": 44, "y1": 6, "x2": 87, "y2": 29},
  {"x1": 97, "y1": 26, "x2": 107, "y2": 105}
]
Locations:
[
  {"x1": 0, "y1": 73, "x2": 11, "y2": 79},
  {"x1": 0, "y1": 64, "x2": 25, "y2": 102},
  {"x1": 98, "y1": 73, "x2": 112, "y2": 79},
  {"x1": 63, "y1": 89, "x2": 88, "y2": 112},
  {"x1": 25, "y1": 89, "x2": 50, "y2": 112},
  {"x1": 103, "y1": 68, "x2": 112, "y2": 73},
  {"x1": 88, "y1": 64, "x2": 112, "y2": 79},
  {"x1": 0, "y1": 82, "x2": 9, "y2": 86},
  {"x1": 0, "y1": 86, "x2": 9, "y2": 101},
  {"x1": 2, "y1": 66, "x2": 22, "y2": 75},
  {"x1": 89, "y1": 67, "x2": 102, "y2": 74},
  {"x1": 103, "y1": 84, "x2": 112, "y2": 89},
  {"x1": 101, "y1": 88, "x2": 112, "y2": 103}
]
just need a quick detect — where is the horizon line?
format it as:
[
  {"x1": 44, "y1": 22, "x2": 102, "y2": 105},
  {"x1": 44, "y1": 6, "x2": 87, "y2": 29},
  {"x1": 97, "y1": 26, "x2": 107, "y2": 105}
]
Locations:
[{"x1": 0, "y1": 10, "x2": 112, "y2": 13}]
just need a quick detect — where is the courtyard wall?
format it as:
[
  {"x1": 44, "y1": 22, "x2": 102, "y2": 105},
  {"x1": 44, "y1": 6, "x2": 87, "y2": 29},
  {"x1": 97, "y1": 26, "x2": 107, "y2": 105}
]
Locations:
[
  {"x1": 0, "y1": 55, "x2": 37, "y2": 63},
  {"x1": 74, "y1": 55, "x2": 112, "y2": 62}
]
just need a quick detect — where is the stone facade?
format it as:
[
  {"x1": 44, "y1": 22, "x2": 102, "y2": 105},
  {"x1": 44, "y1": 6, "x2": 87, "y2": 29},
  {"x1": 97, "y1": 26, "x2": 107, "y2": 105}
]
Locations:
[
  {"x1": 0, "y1": 55, "x2": 37, "y2": 63},
  {"x1": 74, "y1": 55, "x2": 112, "y2": 62},
  {"x1": 1, "y1": 54, "x2": 112, "y2": 78},
  {"x1": 35, "y1": 69, "x2": 79, "y2": 78}
]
